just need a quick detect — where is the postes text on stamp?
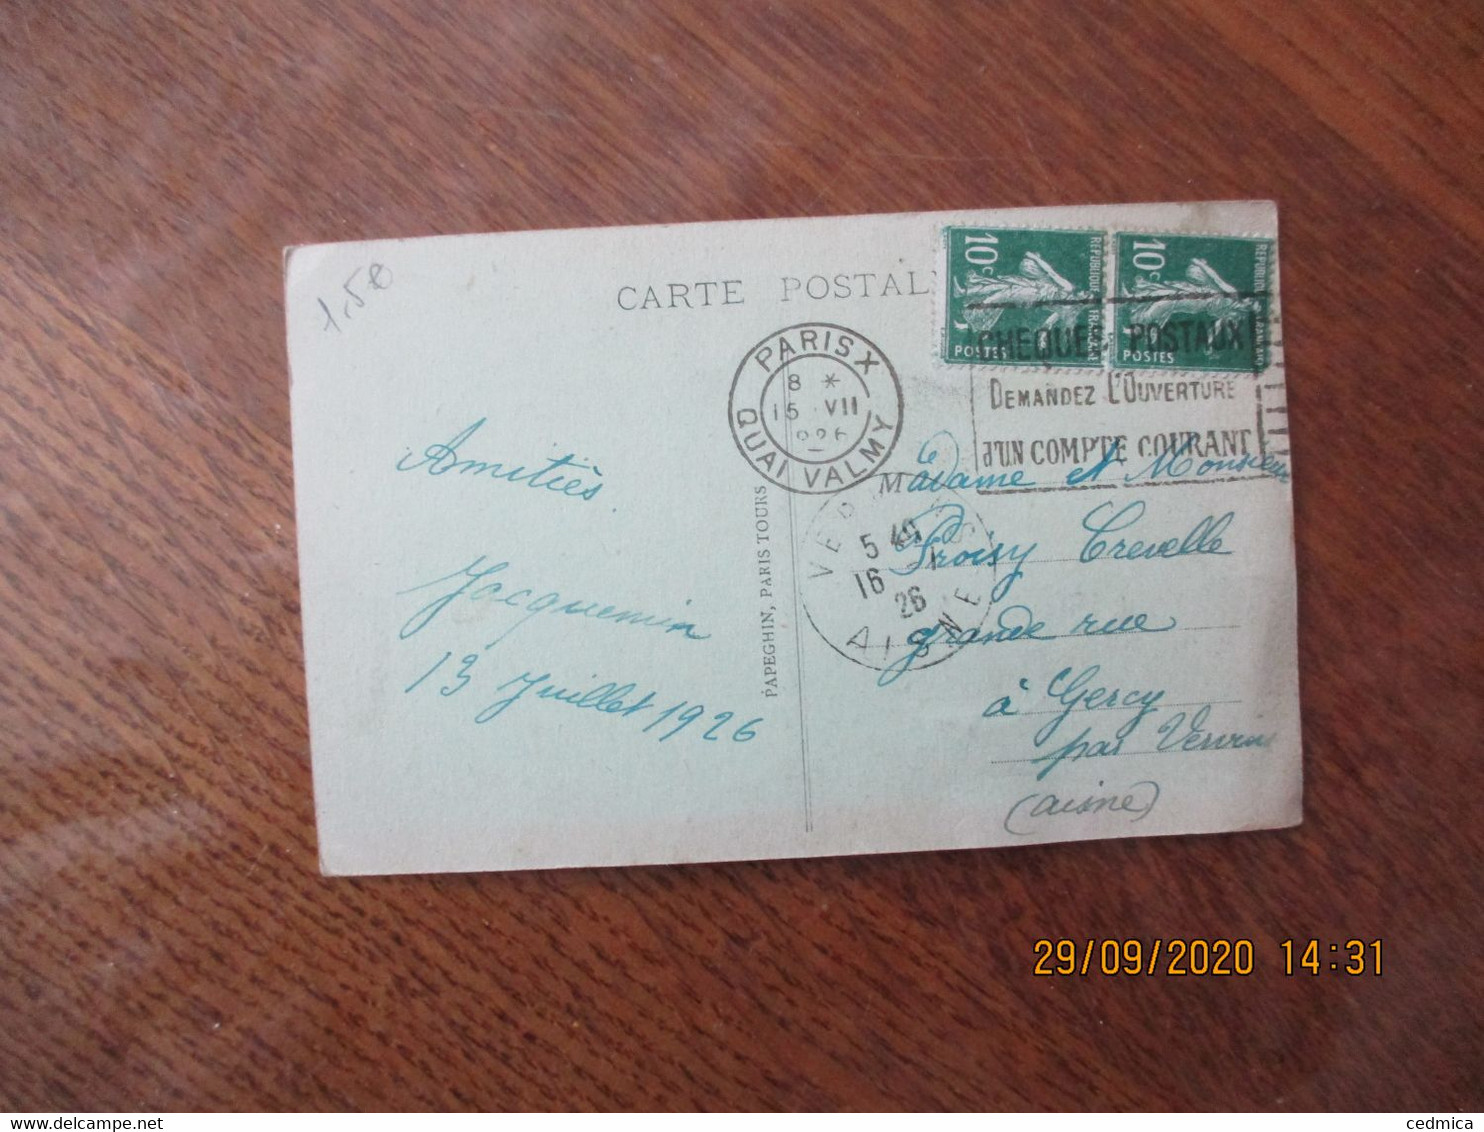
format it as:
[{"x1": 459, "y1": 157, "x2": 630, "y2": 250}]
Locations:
[
  {"x1": 1113, "y1": 232, "x2": 1272, "y2": 372},
  {"x1": 943, "y1": 227, "x2": 1104, "y2": 368},
  {"x1": 729, "y1": 323, "x2": 903, "y2": 493}
]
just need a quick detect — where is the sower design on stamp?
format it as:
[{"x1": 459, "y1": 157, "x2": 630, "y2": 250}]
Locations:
[
  {"x1": 729, "y1": 323, "x2": 903, "y2": 493},
  {"x1": 1113, "y1": 233, "x2": 1272, "y2": 372},
  {"x1": 943, "y1": 227, "x2": 1104, "y2": 368}
]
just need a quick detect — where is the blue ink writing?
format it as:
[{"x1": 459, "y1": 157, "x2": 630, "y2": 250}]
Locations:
[
  {"x1": 470, "y1": 666, "x2": 761, "y2": 745},
  {"x1": 982, "y1": 678, "x2": 1031, "y2": 718},
  {"x1": 1156, "y1": 704, "x2": 1273, "y2": 752},
  {"x1": 1029, "y1": 665, "x2": 1166, "y2": 780},
  {"x1": 1079, "y1": 500, "x2": 1233, "y2": 564},
  {"x1": 1064, "y1": 438, "x2": 1125, "y2": 486},
  {"x1": 404, "y1": 650, "x2": 482, "y2": 695},
  {"x1": 877, "y1": 604, "x2": 1048, "y2": 687},
  {"x1": 889, "y1": 500, "x2": 1038, "y2": 602},
  {"x1": 1123, "y1": 432, "x2": 1290, "y2": 485},
  {"x1": 1066, "y1": 611, "x2": 1177, "y2": 636},
  {"x1": 908, "y1": 430, "x2": 1036, "y2": 492},
  {"x1": 1003, "y1": 780, "x2": 1160, "y2": 836},
  {"x1": 397, "y1": 554, "x2": 710, "y2": 644},
  {"x1": 396, "y1": 418, "x2": 604, "y2": 502}
]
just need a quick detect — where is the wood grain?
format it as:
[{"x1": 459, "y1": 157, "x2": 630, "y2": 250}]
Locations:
[{"x1": 2, "y1": 0, "x2": 1481, "y2": 1112}]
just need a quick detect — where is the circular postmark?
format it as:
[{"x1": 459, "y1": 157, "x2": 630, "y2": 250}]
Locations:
[
  {"x1": 799, "y1": 477, "x2": 1002, "y2": 677},
  {"x1": 729, "y1": 323, "x2": 903, "y2": 493}
]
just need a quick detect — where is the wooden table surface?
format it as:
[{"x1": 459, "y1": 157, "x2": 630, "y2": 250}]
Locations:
[{"x1": 2, "y1": 0, "x2": 1481, "y2": 1113}]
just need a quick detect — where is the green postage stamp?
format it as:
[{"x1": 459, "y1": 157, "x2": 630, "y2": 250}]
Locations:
[
  {"x1": 942, "y1": 226, "x2": 1272, "y2": 372},
  {"x1": 1113, "y1": 232, "x2": 1271, "y2": 372},
  {"x1": 942, "y1": 227, "x2": 1104, "y2": 368}
]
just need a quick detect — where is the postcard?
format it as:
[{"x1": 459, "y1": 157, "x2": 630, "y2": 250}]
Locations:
[{"x1": 285, "y1": 200, "x2": 1300, "y2": 875}]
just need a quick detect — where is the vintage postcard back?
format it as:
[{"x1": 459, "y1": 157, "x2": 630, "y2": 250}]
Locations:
[{"x1": 286, "y1": 200, "x2": 1300, "y2": 876}]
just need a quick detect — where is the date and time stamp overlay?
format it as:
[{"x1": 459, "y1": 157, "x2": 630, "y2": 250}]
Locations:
[{"x1": 1032, "y1": 938, "x2": 1383, "y2": 978}]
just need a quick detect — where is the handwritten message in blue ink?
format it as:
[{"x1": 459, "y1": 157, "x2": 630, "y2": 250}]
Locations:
[
  {"x1": 405, "y1": 648, "x2": 761, "y2": 746},
  {"x1": 396, "y1": 418, "x2": 605, "y2": 502},
  {"x1": 1078, "y1": 501, "x2": 1234, "y2": 563},
  {"x1": 395, "y1": 555, "x2": 757, "y2": 748},
  {"x1": 888, "y1": 499, "x2": 1038, "y2": 602},
  {"x1": 398, "y1": 554, "x2": 710, "y2": 645},
  {"x1": 975, "y1": 663, "x2": 1273, "y2": 782},
  {"x1": 1003, "y1": 779, "x2": 1161, "y2": 836},
  {"x1": 904, "y1": 430, "x2": 1037, "y2": 492}
]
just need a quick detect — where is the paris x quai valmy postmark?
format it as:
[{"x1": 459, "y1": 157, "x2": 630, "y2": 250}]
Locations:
[{"x1": 728, "y1": 323, "x2": 903, "y2": 494}]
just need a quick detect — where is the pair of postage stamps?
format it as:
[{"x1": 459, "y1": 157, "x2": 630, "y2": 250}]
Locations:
[
  {"x1": 942, "y1": 227, "x2": 1272, "y2": 373},
  {"x1": 724, "y1": 223, "x2": 1281, "y2": 681},
  {"x1": 728, "y1": 227, "x2": 1276, "y2": 499}
]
